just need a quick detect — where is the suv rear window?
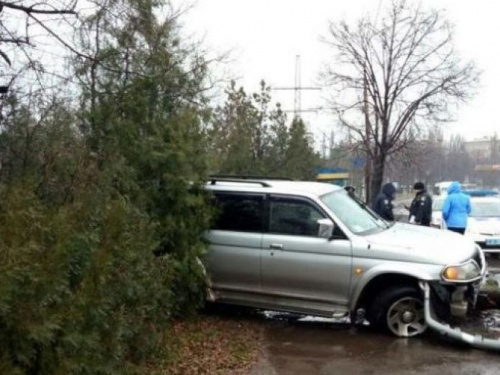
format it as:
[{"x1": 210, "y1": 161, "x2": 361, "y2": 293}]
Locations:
[{"x1": 212, "y1": 193, "x2": 265, "y2": 232}]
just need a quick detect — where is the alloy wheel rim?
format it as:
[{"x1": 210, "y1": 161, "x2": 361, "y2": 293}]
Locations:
[{"x1": 386, "y1": 296, "x2": 426, "y2": 337}]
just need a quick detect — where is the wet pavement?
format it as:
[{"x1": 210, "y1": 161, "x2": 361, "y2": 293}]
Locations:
[
  {"x1": 249, "y1": 317, "x2": 500, "y2": 375},
  {"x1": 245, "y1": 261, "x2": 500, "y2": 375}
]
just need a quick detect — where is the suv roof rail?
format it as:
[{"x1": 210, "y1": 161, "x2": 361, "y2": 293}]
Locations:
[
  {"x1": 208, "y1": 177, "x2": 272, "y2": 187},
  {"x1": 209, "y1": 174, "x2": 293, "y2": 181}
]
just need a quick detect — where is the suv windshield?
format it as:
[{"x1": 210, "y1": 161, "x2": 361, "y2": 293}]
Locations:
[{"x1": 320, "y1": 190, "x2": 387, "y2": 235}]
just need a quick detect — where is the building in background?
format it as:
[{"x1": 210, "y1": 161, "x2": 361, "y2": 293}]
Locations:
[
  {"x1": 465, "y1": 136, "x2": 500, "y2": 187},
  {"x1": 465, "y1": 138, "x2": 497, "y2": 163},
  {"x1": 317, "y1": 168, "x2": 350, "y2": 187}
]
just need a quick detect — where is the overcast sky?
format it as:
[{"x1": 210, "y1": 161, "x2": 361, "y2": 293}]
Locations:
[{"x1": 173, "y1": 0, "x2": 500, "y2": 143}]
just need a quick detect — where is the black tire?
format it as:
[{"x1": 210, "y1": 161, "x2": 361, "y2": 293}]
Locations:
[{"x1": 367, "y1": 285, "x2": 427, "y2": 338}]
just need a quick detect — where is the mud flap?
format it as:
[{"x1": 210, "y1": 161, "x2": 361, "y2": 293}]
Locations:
[{"x1": 423, "y1": 282, "x2": 500, "y2": 351}]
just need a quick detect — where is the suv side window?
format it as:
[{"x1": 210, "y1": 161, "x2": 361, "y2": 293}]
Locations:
[
  {"x1": 270, "y1": 197, "x2": 325, "y2": 237},
  {"x1": 212, "y1": 193, "x2": 265, "y2": 233}
]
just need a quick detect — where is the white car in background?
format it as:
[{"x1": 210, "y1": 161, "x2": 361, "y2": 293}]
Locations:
[
  {"x1": 431, "y1": 197, "x2": 446, "y2": 229},
  {"x1": 432, "y1": 194, "x2": 500, "y2": 258}
]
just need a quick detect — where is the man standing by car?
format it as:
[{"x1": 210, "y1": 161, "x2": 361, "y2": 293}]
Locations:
[
  {"x1": 442, "y1": 181, "x2": 471, "y2": 234},
  {"x1": 408, "y1": 182, "x2": 433, "y2": 226},
  {"x1": 373, "y1": 182, "x2": 396, "y2": 221}
]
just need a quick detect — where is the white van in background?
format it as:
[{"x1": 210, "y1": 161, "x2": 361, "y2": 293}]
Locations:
[
  {"x1": 433, "y1": 181, "x2": 477, "y2": 196},
  {"x1": 433, "y1": 181, "x2": 453, "y2": 196}
]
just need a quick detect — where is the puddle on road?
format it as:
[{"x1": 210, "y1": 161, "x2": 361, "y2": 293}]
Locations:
[
  {"x1": 466, "y1": 274, "x2": 500, "y2": 338},
  {"x1": 261, "y1": 307, "x2": 500, "y2": 341},
  {"x1": 477, "y1": 310, "x2": 500, "y2": 333},
  {"x1": 453, "y1": 309, "x2": 500, "y2": 340}
]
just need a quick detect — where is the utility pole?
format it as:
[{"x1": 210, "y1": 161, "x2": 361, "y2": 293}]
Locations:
[
  {"x1": 322, "y1": 132, "x2": 327, "y2": 161},
  {"x1": 294, "y1": 54, "x2": 301, "y2": 117},
  {"x1": 272, "y1": 55, "x2": 321, "y2": 119}
]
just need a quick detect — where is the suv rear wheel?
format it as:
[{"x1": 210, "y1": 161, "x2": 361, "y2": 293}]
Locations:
[{"x1": 368, "y1": 285, "x2": 427, "y2": 338}]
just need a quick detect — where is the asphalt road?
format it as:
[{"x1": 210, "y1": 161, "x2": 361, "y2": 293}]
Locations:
[
  {"x1": 245, "y1": 259, "x2": 500, "y2": 375},
  {"x1": 249, "y1": 317, "x2": 500, "y2": 375}
]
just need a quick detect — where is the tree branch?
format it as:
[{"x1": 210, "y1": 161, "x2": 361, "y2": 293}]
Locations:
[{"x1": 0, "y1": 1, "x2": 77, "y2": 15}]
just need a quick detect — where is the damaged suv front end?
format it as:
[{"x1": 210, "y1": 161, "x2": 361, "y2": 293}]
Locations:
[
  {"x1": 430, "y1": 248, "x2": 485, "y2": 319},
  {"x1": 421, "y1": 247, "x2": 500, "y2": 350},
  {"x1": 346, "y1": 219, "x2": 488, "y2": 343}
]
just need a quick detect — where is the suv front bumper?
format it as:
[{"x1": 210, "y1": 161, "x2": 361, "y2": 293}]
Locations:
[{"x1": 423, "y1": 282, "x2": 500, "y2": 351}]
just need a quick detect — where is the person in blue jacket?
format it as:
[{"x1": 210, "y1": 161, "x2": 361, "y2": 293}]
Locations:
[{"x1": 442, "y1": 181, "x2": 471, "y2": 234}]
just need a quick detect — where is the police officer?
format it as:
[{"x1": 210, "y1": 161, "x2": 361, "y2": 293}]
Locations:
[
  {"x1": 408, "y1": 181, "x2": 432, "y2": 226},
  {"x1": 373, "y1": 182, "x2": 396, "y2": 221}
]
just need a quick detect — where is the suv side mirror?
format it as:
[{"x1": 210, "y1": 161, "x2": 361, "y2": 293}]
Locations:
[{"x1": 317, "y1": 218, "x2": 334, "y2": 239}]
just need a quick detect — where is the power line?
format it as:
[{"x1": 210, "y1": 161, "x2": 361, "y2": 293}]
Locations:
[{"x1": 272, "y1": 55, "x2": 321, "y2": 118}]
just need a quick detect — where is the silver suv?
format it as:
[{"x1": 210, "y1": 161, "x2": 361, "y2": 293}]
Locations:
[{"x1": 203, "y1": 178, "x2": 486, "y2": 338}]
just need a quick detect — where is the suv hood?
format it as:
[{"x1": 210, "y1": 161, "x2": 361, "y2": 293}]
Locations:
[{"x1": 363, "y1": 223, "x2": 477, "y2": 265}]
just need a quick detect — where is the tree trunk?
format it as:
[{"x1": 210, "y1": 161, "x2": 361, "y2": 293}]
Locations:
[
  {"x1": 364, "y1": 158, "x2": 371, "y2": 204},
  {"x1": 369, "y1": 152, "x2": 386, "y2": 206}
]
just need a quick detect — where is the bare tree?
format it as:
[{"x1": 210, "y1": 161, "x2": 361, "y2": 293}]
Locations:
[
  {"x1": 0, "y1": 1, "x2": 79, "y2": 95},
  {"x1": 321, "y1": 0, "x2": 478, "y2": 203},
  {"x1": 0, "y1": 1, "x2": 77, "y2": 59}
]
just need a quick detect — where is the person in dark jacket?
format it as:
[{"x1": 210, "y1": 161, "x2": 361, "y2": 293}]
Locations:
[
  {"x1": 442, "y1": 181, "x2": 471, "y2": 234},
  {"x1": 408, "y1": 182, "x2": 433, "y2": 226},
  {"x1": 373, "y1": 182, "x2": 396, "y2": 221}
]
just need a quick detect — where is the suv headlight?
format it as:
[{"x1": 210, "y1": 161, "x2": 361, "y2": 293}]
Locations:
[{"x1": 442, "y1": 261, "x2": 481, "y2": 282}]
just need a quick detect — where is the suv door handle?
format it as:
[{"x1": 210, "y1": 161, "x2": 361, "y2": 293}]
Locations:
[{"x1": 270, "y1": 243, "x2": 284, "y2": 250}]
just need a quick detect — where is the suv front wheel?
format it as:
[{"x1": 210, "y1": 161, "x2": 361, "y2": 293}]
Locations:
[{"x1": 368, "y1": 285, "x2": 427, "y2": 338}]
